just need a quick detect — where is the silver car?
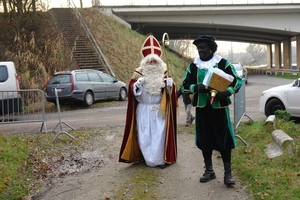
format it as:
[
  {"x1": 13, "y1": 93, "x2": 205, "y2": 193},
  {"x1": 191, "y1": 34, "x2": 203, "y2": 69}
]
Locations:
[
  {"x1": 45, "y1": 69, "x2": 127, "y2": 106},
  {"x1": 232, "y1": 62, "x2": 248, "y2": 84}
]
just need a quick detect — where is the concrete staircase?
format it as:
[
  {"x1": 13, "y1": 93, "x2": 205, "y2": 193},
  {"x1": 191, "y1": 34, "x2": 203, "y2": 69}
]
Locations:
[{"x1": 49, "y1": 8, "x2": 110, "y2": 74}]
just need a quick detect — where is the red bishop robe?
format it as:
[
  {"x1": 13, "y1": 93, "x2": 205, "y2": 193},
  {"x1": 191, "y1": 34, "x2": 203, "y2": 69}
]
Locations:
[{"x1": 119, "y1": 78, "x2": 178, "y2": 165}]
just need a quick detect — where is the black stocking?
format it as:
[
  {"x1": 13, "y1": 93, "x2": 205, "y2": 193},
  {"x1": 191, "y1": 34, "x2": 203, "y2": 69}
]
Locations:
[
  {"x1": 220, "y1": 150, "x2": 231, "y2": 163},
  {"x1": 202, "y1": 150, "x2": 213, "y2": 161}
]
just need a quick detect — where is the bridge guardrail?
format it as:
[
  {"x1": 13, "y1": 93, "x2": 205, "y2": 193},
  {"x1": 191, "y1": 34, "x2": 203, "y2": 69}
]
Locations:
[
  {"x1": 0, "y1": 89, "x2": 47, "y2": 133},
  {"x1": 247, "y1": 66, "x2": 300, "y2": 76}
]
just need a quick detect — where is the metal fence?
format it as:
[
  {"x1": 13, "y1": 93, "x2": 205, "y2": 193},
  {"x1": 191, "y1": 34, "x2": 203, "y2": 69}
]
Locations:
[
  {"x1": 233, "y1": 80, "x2": 254, "y2": 146},
  {"x1": 0, "y1": 89, "x2": 47, "y2": 133}
]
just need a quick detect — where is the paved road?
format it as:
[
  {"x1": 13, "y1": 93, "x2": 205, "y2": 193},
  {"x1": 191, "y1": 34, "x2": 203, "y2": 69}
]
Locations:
[{"x1": 0, "y1": 73, "x2": 293, "y2": 134}]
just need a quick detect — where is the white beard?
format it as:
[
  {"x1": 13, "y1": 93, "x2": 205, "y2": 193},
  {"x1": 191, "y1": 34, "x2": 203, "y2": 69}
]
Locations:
[
  {"x1": 144, "y1": 65, "x2": 165, "y2": 95},
  {"x1": 139, "y1": 54, "x2": 167, "y2": 95}
]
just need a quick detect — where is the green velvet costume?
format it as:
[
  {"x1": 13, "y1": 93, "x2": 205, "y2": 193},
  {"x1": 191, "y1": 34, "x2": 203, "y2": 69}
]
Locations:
[{"x1": 181, "y1": 54, "x2": 242, "y2": 152}]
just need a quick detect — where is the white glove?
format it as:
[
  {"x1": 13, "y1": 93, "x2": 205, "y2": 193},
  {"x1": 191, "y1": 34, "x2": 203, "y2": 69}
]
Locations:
[
  {"x1": 166, "y1": 78, "x2": 173, "y2": 87},
  {"x1": 135, "y1": 77, "x2": 145, "y2": 88},
  {"x1": 137, "y1": 77, "x2": 145, "y2": 84}
]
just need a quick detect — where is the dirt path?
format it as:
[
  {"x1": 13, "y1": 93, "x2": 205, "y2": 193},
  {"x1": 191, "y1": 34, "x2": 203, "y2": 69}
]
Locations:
[{"x1": 31, "y1": 127, "x2": 252, "y2": 200}]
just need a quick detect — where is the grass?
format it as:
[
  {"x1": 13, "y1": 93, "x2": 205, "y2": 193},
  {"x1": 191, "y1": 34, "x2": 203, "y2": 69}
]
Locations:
[
  {"x1": 0, "y1": 129, "x2": 99, "y2": 199},
  {"x1": 113, "y1": 168, "x2": 160, "y2": 200},
  {"x1": 0, "y1": 135, "x2": 33, "y2": 199},
  {"x1": 233, "y1": 118, "x2": 300, "y2": 200}
]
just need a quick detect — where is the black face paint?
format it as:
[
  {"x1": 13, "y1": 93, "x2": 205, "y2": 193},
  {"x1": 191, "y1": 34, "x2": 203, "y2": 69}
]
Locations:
[{"x1": 196, "y1": 42, "x2": 212, "y2": 61}]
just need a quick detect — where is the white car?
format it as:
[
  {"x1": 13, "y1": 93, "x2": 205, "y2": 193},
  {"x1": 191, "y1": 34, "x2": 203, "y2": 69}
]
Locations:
[
  {"x1": 0, "y1": 61, "x2": 22, "y2": 115},
  {"x1": 259, "y1": 78, "x2": 300, "y2": 117}
]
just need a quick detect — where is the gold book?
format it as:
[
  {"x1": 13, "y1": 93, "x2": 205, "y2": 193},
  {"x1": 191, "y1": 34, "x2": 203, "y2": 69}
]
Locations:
[{"x1": 208, "y1": 72, "x2": 233, "y2": 92}]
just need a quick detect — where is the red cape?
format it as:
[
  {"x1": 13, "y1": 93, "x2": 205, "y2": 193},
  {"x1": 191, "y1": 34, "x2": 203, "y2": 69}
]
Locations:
[{"x1": 119, "y1": 79, "x2": 178, "y2": 164}]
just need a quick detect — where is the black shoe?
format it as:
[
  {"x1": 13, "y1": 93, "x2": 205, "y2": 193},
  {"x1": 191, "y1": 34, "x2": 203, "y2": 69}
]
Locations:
[
  {"x1": 224, "y1": 170, "x2": 235, "y2": 185},
  {"x1": 199, "y1": 170, "x2": 216, "y2": 182},
  {"x1": 158, "y1": 164, "x2": 166, "y2": 169},
  {"x1": 224, "y1": 163, "x2": 235, "y2": 185}
]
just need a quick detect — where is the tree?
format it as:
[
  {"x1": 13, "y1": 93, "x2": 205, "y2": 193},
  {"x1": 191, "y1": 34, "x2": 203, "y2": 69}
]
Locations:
[
  {"x1": 245, "y1": 44, "x2": 267, "y2": 65},
  {"x1": 1, "y1": 0, "x2": 40, "y2": 36},
  {"x1": 2, "y1": 0, "x2": 8, "y2": 17}
]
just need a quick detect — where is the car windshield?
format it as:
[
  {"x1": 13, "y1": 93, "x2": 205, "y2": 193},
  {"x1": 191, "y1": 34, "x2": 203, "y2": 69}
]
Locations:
[
  {"x1": 233, "y1": 64, "x2": 242, "y2": 71},
  {"x1": 48, "y1": 74, "x2": 71, "y2": 84}
]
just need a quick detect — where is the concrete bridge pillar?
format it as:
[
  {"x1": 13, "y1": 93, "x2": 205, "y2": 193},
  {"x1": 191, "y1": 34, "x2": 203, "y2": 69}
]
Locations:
[
  {"x1": 267, "y1": 44, "x2": 272, "y2": 69},
  {"x1": 274, "y1": 42, "x2": 281, "y2": 69},
  {"x1": 283, "y1": 38, "x2": 291, "y2": 69},
  {"x1": 297, "y1": 35, "x2": 300, "y2": 70}
]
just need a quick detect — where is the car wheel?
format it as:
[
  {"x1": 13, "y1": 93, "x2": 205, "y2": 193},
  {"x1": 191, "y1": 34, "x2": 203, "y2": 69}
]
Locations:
[
  {"x1": 118, "y1": 87, "x2": 127, "y2": 101},
  {"x1": 265, "y1": 98, "x2": 285, "y2": 116},
  {"x1": 84, "y1": 91, "x2": 94, "y2": 106}
]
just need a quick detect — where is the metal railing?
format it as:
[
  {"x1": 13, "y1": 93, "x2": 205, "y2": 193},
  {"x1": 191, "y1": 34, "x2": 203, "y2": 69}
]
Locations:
[
  {"x1": 248, "y1": 66, "x2": 300, "y2": 76},
  {"x1": 0, "y1": 89, "x2": 47, "y2": 133}
]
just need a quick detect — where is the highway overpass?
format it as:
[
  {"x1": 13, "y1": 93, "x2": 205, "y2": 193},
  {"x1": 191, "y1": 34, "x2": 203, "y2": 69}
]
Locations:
[{"x1": 99, "y1": 3, "x2": 300, "y2": 70}]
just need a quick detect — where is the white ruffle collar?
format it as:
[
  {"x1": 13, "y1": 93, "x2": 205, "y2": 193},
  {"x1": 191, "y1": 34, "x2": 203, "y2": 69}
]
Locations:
[{"x1": 193, "y1": 54, "x2": 222, "y2": 70}]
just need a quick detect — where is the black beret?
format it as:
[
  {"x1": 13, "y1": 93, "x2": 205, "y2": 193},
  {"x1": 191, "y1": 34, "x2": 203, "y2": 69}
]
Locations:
[{"x1": 193, "y1": 35, "x2": 215, "y2": 45}]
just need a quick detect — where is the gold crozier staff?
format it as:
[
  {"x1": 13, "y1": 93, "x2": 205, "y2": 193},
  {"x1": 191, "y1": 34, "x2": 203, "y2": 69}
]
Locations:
[{"x1": 161, "y1": 32, "x2": 177, "y2": 162}]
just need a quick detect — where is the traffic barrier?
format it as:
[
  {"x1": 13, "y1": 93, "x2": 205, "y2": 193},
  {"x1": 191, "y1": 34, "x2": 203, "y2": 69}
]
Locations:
[
  {"x1": 52, "y1": 88, "x2": 75, "y2": 143},
  {"x1": 0, "y1": 89, "x2": 47, "y2": 133},
  {"x1": 264, "y1": 115, "x2": 276, "y2": 131},
  {"x1": 233, "y1": 79, "x2": 254, "y2": 146},
  {"x1": 265, "y1": 129, "x2": 294, "y2": 158}
]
